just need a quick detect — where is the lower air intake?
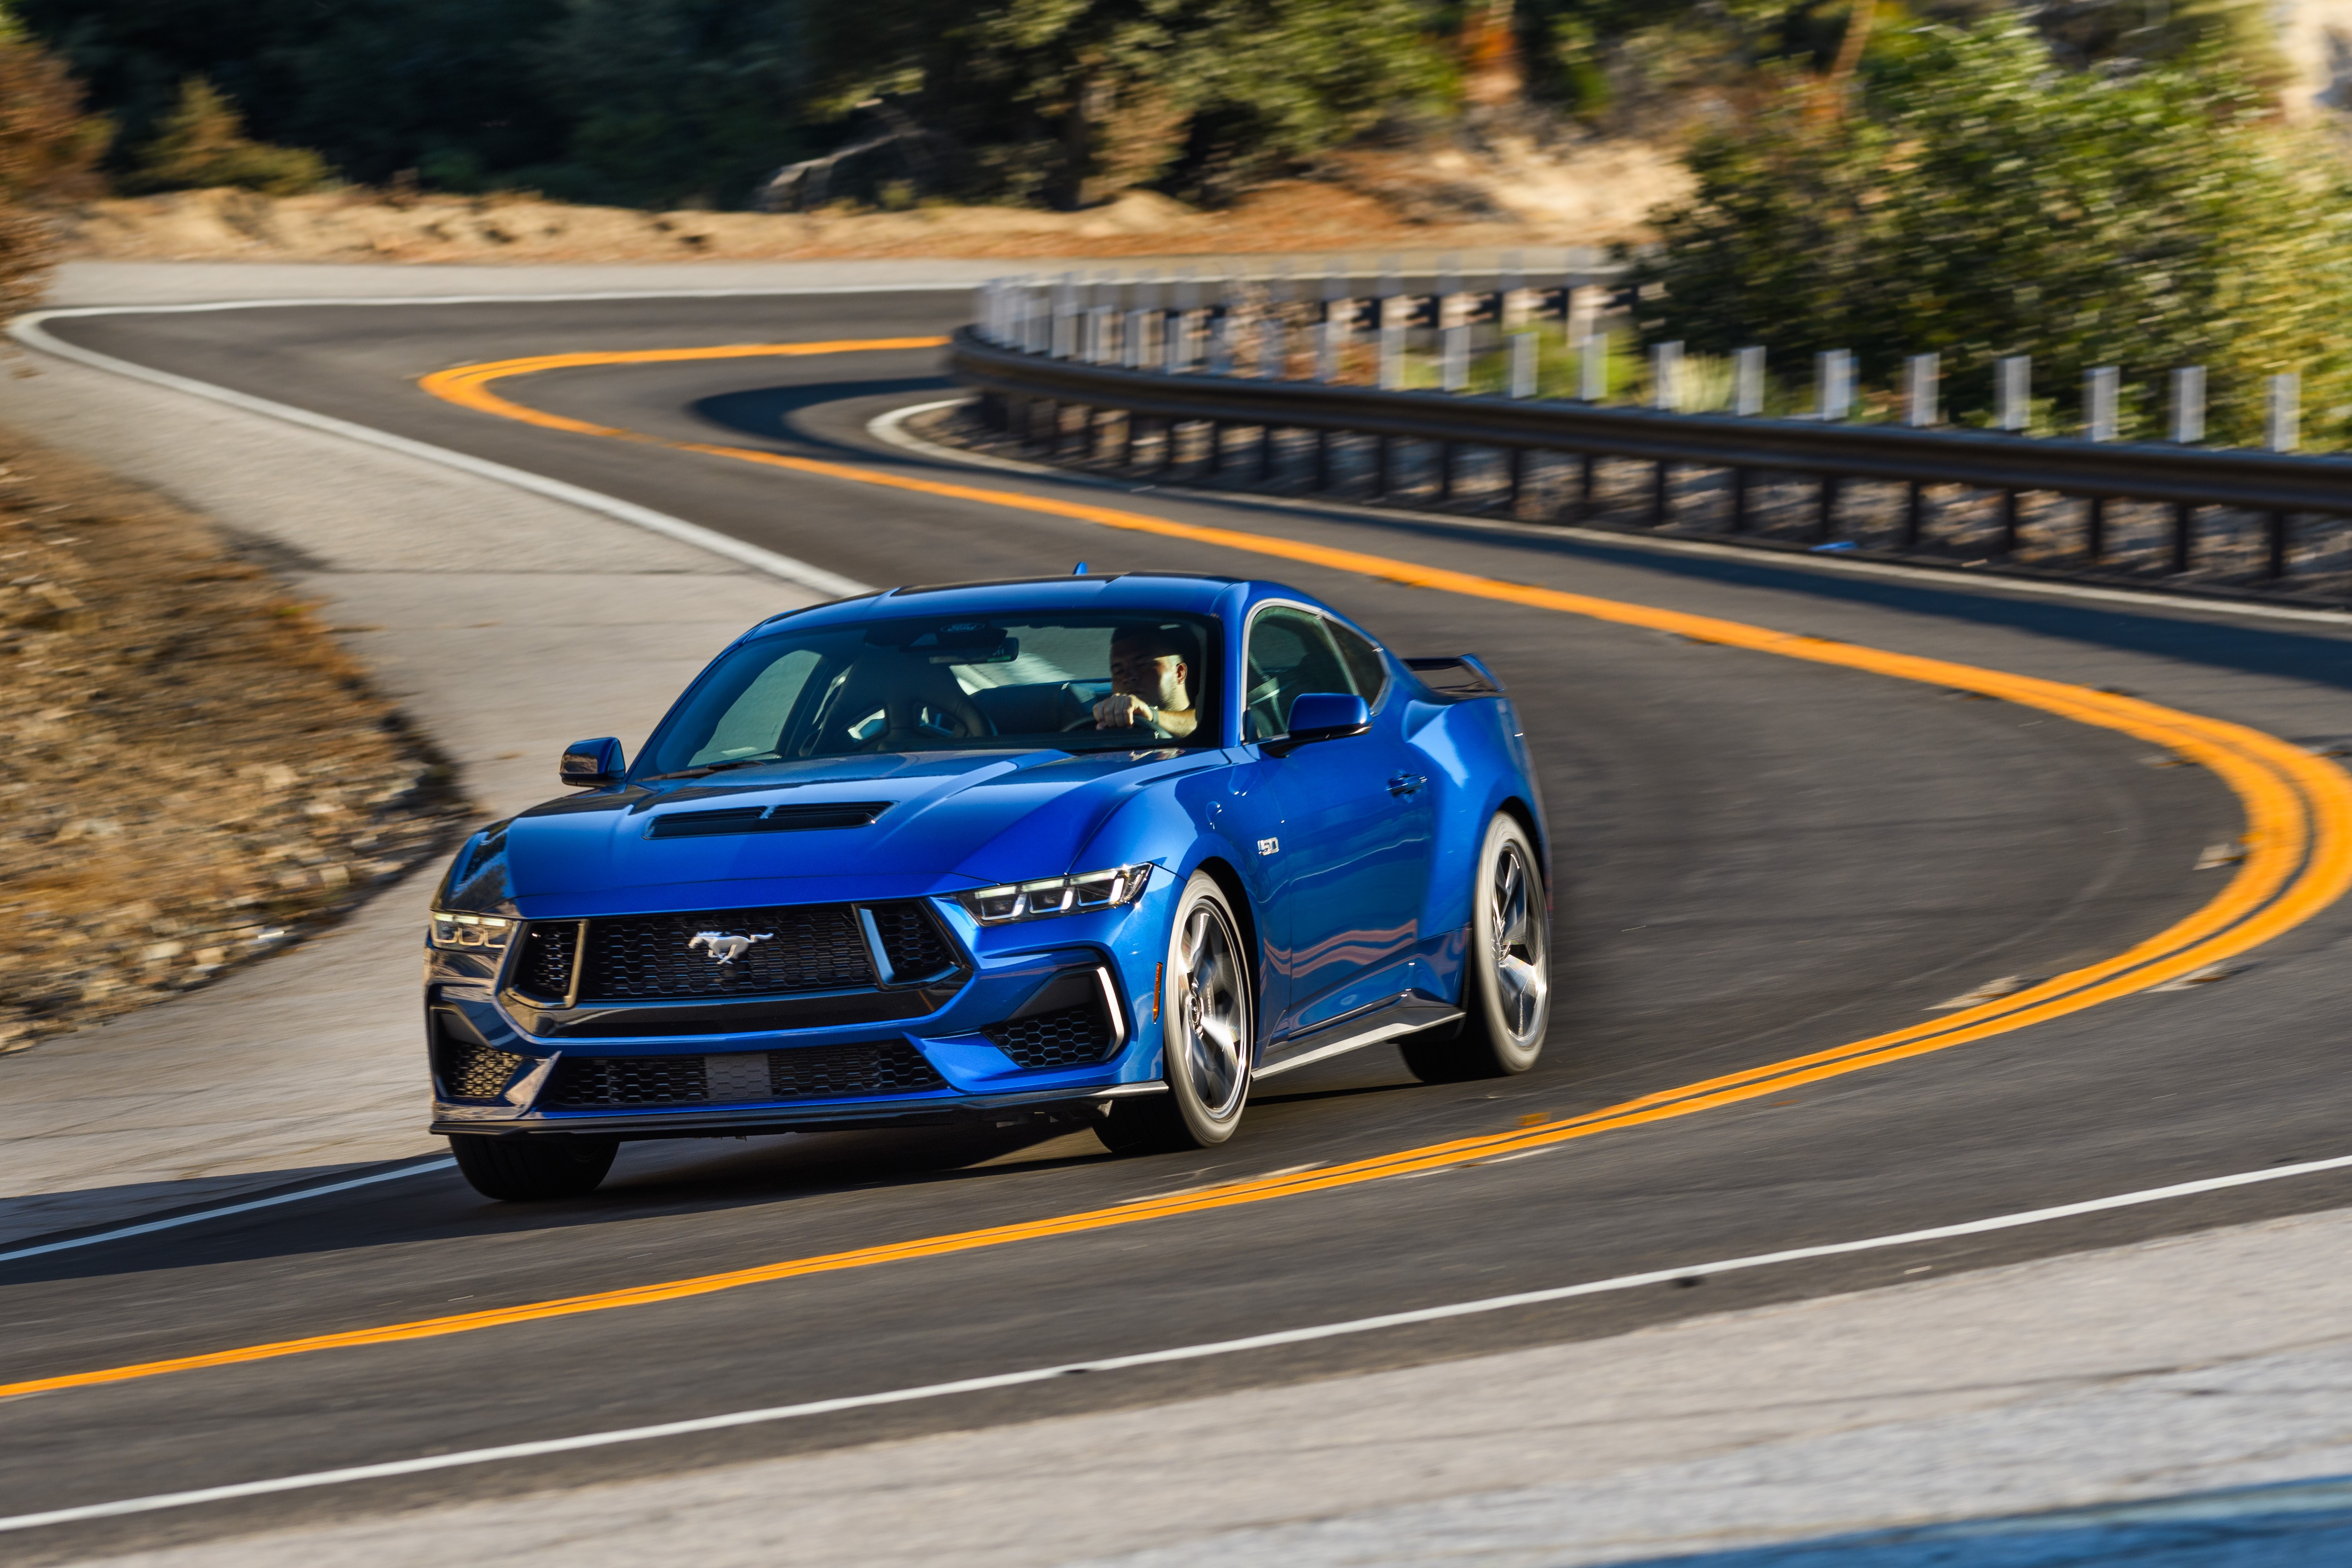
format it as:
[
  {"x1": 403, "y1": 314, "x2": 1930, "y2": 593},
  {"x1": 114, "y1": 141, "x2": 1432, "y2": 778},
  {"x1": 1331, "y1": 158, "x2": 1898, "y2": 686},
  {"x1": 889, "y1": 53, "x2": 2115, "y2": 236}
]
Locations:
[
  {"x1": 437, "y1": 1040, "x2": 527, "y2": 1100},
  {"x1": 986, "y1": 998, "x2": 1117, "y2": 1069},
  {"x1": 542, "y1": 1041, "x2": 946, "y2": 1109}
]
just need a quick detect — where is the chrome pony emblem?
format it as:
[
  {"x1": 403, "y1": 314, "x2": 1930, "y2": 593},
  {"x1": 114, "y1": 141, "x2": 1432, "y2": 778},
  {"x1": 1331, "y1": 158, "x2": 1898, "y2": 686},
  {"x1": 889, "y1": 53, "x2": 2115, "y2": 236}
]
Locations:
[{"x1": 688, "y1": 930, "x2": 774, "y2": 965}]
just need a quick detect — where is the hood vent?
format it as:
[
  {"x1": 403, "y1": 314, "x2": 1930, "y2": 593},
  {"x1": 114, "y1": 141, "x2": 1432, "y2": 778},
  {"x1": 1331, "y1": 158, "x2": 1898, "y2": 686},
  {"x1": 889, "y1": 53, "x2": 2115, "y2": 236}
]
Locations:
[{"x1": 645, "y1": 801, "x2": 891, "y2": 839}]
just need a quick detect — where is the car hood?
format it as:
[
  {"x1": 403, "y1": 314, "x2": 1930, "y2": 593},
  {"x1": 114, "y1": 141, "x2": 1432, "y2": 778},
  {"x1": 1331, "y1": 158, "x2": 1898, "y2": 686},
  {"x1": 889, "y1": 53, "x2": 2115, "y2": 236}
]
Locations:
[{"x1": 446, "y1": 748, "x2": 1217, "y2": 918}]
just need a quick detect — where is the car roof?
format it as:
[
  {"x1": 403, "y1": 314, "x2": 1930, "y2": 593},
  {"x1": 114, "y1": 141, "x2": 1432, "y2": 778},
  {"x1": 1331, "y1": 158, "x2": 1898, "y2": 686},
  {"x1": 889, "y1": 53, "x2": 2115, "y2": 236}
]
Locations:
[{"x1": 754, "y1": 571, "x2": 1312, "y2": 635}]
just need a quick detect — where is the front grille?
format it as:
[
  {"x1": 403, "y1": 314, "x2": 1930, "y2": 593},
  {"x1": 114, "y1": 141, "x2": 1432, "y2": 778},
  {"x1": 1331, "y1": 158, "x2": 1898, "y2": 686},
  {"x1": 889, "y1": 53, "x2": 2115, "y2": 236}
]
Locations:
[
  {"x1": 437, "y1": 1039, "x2": 526, "y2": 1099},
  {"x1": 869, "y1": 901, "x2": 957, "y2": 982},
  {"x1": 645, "y1": 802, "x2": 892, "y2": 838},
  {"x1": 546, "y1": 1054, "x2": 709, "y2": 1108},
  {"x1": 512, "y1": 922, "x2": 578, "y2": 1004},
  {"x1": 987, "y1": 999, "x2": 1117, "y2": 1069},
  {"x1": 542, "y1": 1040, "x2": 946, "y2": 1110},
  {"x1": 769, "y1": 1039, "x2": 945, "y2": 1098},
  {"x1": 579, "y1": 904, "x2": 873, "y2": 1002}
]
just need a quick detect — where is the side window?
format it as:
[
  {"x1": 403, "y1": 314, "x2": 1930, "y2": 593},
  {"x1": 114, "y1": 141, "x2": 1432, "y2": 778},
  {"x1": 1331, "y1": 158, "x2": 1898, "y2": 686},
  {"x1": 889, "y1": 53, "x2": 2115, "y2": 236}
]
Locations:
[
  {"x1": 690, "y1": 649, "x2": 821, "y2": 766},
  {"x1": 1244, "y1": 606, "x2": 1355, "y2": 741},
  {"x1": 1327, "y1": 620, "x2": 1389, "y2": 706}
]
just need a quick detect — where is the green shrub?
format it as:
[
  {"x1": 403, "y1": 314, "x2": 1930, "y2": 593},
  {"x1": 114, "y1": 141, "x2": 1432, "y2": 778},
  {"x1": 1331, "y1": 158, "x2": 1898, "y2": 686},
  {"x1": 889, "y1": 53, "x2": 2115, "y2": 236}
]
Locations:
[
  {"x1": 124, "y1": 78, "x2": 329, "y2": 197},
  {"x1": 1630, "y1": 20, "x2": 2352, "y2": 446}
]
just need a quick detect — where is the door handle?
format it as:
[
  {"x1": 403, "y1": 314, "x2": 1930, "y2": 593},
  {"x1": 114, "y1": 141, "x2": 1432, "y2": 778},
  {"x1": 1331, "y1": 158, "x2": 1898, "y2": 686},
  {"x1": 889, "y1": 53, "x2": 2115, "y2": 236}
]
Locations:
[{"x1": 1386, "y1": 772, "x2": 1427, "y2": 798}]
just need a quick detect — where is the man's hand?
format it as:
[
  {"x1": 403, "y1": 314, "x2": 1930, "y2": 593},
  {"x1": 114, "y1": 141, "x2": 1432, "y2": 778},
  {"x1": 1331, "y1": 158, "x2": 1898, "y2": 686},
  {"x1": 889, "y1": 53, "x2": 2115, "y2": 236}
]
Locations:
[{"x1": 1092, "y1": 692, "x2": 1156, "y2": 730}]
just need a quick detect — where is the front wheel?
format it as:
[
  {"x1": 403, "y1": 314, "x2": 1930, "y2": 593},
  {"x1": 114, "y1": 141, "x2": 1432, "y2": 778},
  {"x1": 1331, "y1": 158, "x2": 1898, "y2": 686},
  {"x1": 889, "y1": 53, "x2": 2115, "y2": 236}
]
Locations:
[
  {"x1": 448, "y1": 1133, "x2": 618, "y2": 1200},
  {"x1": 1402, "y1": 813, "x2": 1550, "y2": 1083},
  {"x1": 1095, "y1": 871, "x2": 1255, "y2": 1155}
]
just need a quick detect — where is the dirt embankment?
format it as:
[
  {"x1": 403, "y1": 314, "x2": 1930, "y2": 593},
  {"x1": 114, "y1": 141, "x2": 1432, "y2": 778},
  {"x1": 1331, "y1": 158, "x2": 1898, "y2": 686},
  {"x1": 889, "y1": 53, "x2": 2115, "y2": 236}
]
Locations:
[
  {"x1": 56, "y1": 136, "x2": 1687, "y2": 265},
  {"x1": 0, "y1": 429, "x2": 464, "y2": 1054}
]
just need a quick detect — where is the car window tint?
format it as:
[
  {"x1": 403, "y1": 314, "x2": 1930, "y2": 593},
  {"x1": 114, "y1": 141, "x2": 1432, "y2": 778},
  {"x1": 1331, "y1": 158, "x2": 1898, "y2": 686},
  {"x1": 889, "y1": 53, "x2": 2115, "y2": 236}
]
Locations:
[
  {"x1": 1244, "y1": 606, "x2": 1354, "y2": 741},
  {"x1": 1328, "y1": 620, "x2": 1389, "y2": 706},
  {"x1": 691, "y1": 648, "x2": 820, "y2": 766},
  {"x1": 639, "y1": 611, "x2": 1219, "y2": 774}
]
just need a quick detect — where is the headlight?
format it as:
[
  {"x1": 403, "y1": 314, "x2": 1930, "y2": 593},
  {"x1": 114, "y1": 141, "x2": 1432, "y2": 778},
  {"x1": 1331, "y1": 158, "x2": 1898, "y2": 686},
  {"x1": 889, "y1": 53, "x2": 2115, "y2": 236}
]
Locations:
[
  {"x1": 428, "y1": 910, "x2": 516, "y2": 951},
  {"x1": 955, "y1": 865, "x2": 1151, "y2": 925}
]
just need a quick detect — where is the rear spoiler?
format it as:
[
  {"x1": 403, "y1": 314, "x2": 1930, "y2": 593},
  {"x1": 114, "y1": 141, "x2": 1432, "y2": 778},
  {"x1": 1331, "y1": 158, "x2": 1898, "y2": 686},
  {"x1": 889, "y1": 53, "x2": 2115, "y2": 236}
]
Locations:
[{"x1": 1403, "y1": 655, "x2": 1504, "y2": 698}]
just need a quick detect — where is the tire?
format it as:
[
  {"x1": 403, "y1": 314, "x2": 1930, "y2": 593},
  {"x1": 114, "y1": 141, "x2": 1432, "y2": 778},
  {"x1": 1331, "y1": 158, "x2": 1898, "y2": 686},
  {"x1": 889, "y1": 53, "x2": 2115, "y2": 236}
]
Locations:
[
  {"x1": 448, "y1": 1132, "x2": 618, "y2": 1200},
  {"x1": 1401, "y1": 813, "x2": 1551, "y2": 1084},
  {"x1": 1094, "y1": 871, "x2": 1255, "y2": 1155}
]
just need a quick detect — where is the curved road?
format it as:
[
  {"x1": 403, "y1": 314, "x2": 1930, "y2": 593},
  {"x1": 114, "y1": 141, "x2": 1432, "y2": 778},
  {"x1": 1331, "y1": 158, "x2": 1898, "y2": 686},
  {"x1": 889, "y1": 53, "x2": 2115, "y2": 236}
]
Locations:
[{"x1": 10, "y1": 288, "x2": 2352, "y2": 1560}]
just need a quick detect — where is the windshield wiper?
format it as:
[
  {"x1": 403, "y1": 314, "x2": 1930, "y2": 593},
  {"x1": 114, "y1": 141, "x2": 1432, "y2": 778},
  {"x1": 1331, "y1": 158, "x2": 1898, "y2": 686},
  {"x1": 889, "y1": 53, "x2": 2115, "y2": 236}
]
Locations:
[{"x1": 643, "y1": 755, "x2": 784, "y2": 782}]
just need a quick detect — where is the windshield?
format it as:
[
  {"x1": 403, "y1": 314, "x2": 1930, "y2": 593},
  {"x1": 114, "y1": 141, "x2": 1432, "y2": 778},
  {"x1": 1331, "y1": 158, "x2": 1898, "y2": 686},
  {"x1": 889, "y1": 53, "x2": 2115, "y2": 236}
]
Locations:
[{"x1": 635, "y1": 611, "x2": 1221, "y2": 776}]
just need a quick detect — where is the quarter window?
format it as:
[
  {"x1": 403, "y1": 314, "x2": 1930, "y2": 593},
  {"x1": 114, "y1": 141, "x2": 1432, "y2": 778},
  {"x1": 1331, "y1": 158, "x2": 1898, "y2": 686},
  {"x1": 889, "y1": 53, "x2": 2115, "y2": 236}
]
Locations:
[
  {"x1": 1327, "y1": 620, "x2": 1390, "y2": 706},
  {"x1": 1244, "y1": 606, "x2": 1360, "y2": 741}
]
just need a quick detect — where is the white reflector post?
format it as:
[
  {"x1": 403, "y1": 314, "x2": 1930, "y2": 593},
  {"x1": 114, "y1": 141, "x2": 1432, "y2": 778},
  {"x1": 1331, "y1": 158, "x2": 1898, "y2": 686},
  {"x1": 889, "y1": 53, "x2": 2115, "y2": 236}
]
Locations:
[
  {"x1": 2085, "y1": 365, "x2": 2118, "y2": 441},
  {"x1": 1510, "y1": 332, "x2": 1536, "y2": 400},
  {"x1": 1581, "y1": 332, "x2": 1608, "y2": 402},
  {"x1": 1734, "y1": 346, "x2": 1765, "y2": 417},
  {"x1": 2269, "y1": 372, "x2": 2300, "y2": 452},
  {"x1": 2171, "y1": 366, "x2": 2206, "y2": 444},
  {"x1": 1651, "y1": 340, "x2": 1683, "y2": 412},
  {"x1": 1997, "y1": 354, "x2": 2030, "y2": 432},
  {"x1": 1906, "y1": 352, "x2": 1939, "y2": 427},
  {"x1": 1442, "y1": 324, "x2": 1469, "y2": 393},
  {"x1": 1817, "y1": 348, "x2": 1853, "y2": 421}
]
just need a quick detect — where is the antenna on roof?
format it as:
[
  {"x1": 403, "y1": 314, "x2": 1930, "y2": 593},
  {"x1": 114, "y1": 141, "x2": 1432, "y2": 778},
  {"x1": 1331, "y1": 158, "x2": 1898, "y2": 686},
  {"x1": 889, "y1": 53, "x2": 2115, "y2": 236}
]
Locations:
[{"x1": 1071, "y1": 562, "x2": 1089, "y2": 575}]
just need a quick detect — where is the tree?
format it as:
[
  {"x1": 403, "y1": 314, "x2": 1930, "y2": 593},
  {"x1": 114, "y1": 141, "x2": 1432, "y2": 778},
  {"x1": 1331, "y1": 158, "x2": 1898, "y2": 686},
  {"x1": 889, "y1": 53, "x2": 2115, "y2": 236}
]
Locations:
[
  {"x1": 1632, "y1": 21, "x2": 2352, "y2": 445},
  {"x1": 123, "y1": 77, "x2": 329, "y2": 195},
  {"x1": 801, "y1": 0, "x2": 1448, "y2": 208},
  {"x1": 0, "y1": 9, "x2": 105, "y2": 318}
]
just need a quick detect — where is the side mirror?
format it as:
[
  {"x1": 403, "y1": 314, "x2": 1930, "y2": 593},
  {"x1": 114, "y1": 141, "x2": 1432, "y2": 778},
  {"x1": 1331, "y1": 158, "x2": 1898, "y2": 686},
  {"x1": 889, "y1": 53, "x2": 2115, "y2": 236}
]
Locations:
[
  {"x1": 559, "y1": 736, "x2": 625, "y2": 788},
  {"x1": 1266, "y1": 693, "x2": 1371, "y2": 755}
]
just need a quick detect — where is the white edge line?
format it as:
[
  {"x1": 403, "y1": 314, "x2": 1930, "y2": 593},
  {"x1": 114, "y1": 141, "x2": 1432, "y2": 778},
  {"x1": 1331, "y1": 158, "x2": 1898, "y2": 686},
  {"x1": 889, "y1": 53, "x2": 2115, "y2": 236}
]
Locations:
[
  {"x1": 9, "y1": 1150, "x2": 2351, "y2": 1536},
  {"x1": 0, "y1": 1158, "x2": 456, "y2": 1267},
  {"x1": 26, "y1": 283, "x2": 979, "y2": 317},
  {"x1": 868, "y1": 399, "x2": 2352, "y2": 629},
  {"x1": 6, "y1": 309, "x2": 875, "y2": 601}
]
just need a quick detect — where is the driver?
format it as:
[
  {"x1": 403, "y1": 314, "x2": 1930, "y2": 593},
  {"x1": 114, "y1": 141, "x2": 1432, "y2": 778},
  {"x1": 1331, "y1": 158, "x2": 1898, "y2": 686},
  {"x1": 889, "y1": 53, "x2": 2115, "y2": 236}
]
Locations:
[{"x1": 1093, "y1": 627, "x2": 1199, "y2": 738}]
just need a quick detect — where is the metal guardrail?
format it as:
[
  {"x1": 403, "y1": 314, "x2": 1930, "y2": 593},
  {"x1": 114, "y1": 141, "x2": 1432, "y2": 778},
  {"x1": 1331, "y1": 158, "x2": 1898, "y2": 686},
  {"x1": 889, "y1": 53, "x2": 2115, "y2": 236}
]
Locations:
[{"x1": 949, "y1": 328, "x2": 2352, "y2": 586}]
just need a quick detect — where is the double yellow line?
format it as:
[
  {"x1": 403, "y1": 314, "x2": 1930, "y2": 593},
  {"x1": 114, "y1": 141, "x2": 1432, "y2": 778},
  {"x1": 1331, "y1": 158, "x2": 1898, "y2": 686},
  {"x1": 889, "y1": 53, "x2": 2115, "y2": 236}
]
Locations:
[{"x1": 6, "y1": 340, "x2": 2341, "y2": 1404}]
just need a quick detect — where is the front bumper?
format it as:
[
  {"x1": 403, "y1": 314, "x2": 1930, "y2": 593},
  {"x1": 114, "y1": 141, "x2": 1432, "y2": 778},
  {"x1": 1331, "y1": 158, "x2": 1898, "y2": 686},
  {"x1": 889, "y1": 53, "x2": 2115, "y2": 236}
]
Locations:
[{"x1": 423, "y1": 888, "x2": 1171, "y2": 1140}]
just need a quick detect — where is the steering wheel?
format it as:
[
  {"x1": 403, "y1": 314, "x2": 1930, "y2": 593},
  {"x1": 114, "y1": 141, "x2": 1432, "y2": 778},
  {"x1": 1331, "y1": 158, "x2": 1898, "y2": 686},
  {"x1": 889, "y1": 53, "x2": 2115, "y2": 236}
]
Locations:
[{"x1": 1064, "y1": 715, "x2": 1165, "y2": 736}]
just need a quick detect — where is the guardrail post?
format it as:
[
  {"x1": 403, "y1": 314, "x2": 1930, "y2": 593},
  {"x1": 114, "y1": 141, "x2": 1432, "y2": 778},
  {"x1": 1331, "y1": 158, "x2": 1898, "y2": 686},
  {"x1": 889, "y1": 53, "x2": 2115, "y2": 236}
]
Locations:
[
  {"x1": 1997, "y1": 354, "x2": 2030, "y2": 432},
  {"x1": 1442, "y1": 322, "x2": 1470, "y2": 393},
  {"x1": 1579, "y1": 452, "x2": 1596, "y2": 520},
  {"x1": 2084, "y1": 496, "x2": 2105, "y2": 563},
  {"x1": 2268, "y1": 372, "x2": 2300, "y2": 452},
  {"x1": 2171, "y1": 504, "x2": 2194, "y2": 573},
  {"x1": 1901, "y1": 354, "x2": 1938, "y2": 548},
  {"x1": 1817, "y1": 475, "x2": 1839, "y2": 541},
  {"x1": 2085, "y1": 366, "x2": 2118, "y2": 442},
  {"x1": 1652, "y1": 341, "x2": 1683, "y2": 412},
  {"x1": 2171, "y1": 366, "x2": 2205, "y2": 444},
  {"x1": 1052, "y1": 272, "x2": 1077, "y2": 359},
  {"x1": 1999, "y1": 490, "x2": 2020, "y2": 555},
  {"x1": 1731, "y1": 467, "x2": 1749, "y2": 532},
  {"x1": 1580, "y1": 332, "x2": 1607, "y2": 402},
  {"x1": 2266, "y1": 372, "x2": 2299, "y2": 577},
  {"x1": 1734, "y1": 346, "x2": 1765, "y2": 417},
  {"x1": 1817, "y1": 349, "x2": 1852, "y2": 422},
  {"x1": 1906, "y1": 353, "x2": 1939, "y2": 428}
]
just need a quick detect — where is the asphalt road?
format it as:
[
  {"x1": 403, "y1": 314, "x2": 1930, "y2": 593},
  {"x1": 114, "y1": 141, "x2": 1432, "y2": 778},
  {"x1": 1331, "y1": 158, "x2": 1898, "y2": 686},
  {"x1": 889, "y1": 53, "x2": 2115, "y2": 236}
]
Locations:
[{"x1": 11, "y1": 290, "x2": 2352, "y2": 1561}]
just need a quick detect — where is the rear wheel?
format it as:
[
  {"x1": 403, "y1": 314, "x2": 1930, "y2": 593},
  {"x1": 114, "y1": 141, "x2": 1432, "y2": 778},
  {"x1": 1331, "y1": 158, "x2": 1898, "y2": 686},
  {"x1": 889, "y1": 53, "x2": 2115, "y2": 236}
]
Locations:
[
  {"x1": 1402, "y1": 813, "x2": 1550, "y2": 1083},
  {"x1": 447, "y1": 1133, "x2": 618, "y2": 1200},
  {"x1": 1095, "y1": 871, "x2": 1254, "y2": 1155}
]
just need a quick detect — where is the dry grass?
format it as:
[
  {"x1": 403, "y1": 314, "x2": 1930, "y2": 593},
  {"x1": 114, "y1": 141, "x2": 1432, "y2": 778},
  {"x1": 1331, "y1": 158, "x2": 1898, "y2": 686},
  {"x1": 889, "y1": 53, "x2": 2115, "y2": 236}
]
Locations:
[{"x1": 0, "y1": 425, "x2": 464, "y2": 1054}]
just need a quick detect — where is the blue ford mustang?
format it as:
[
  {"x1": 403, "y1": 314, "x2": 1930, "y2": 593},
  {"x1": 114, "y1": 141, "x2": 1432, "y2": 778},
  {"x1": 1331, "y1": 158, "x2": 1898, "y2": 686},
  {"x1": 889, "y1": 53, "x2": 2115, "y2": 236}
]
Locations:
[{"x1": 425, "y1": 572, "x2": 1550, "y2": 1199}]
